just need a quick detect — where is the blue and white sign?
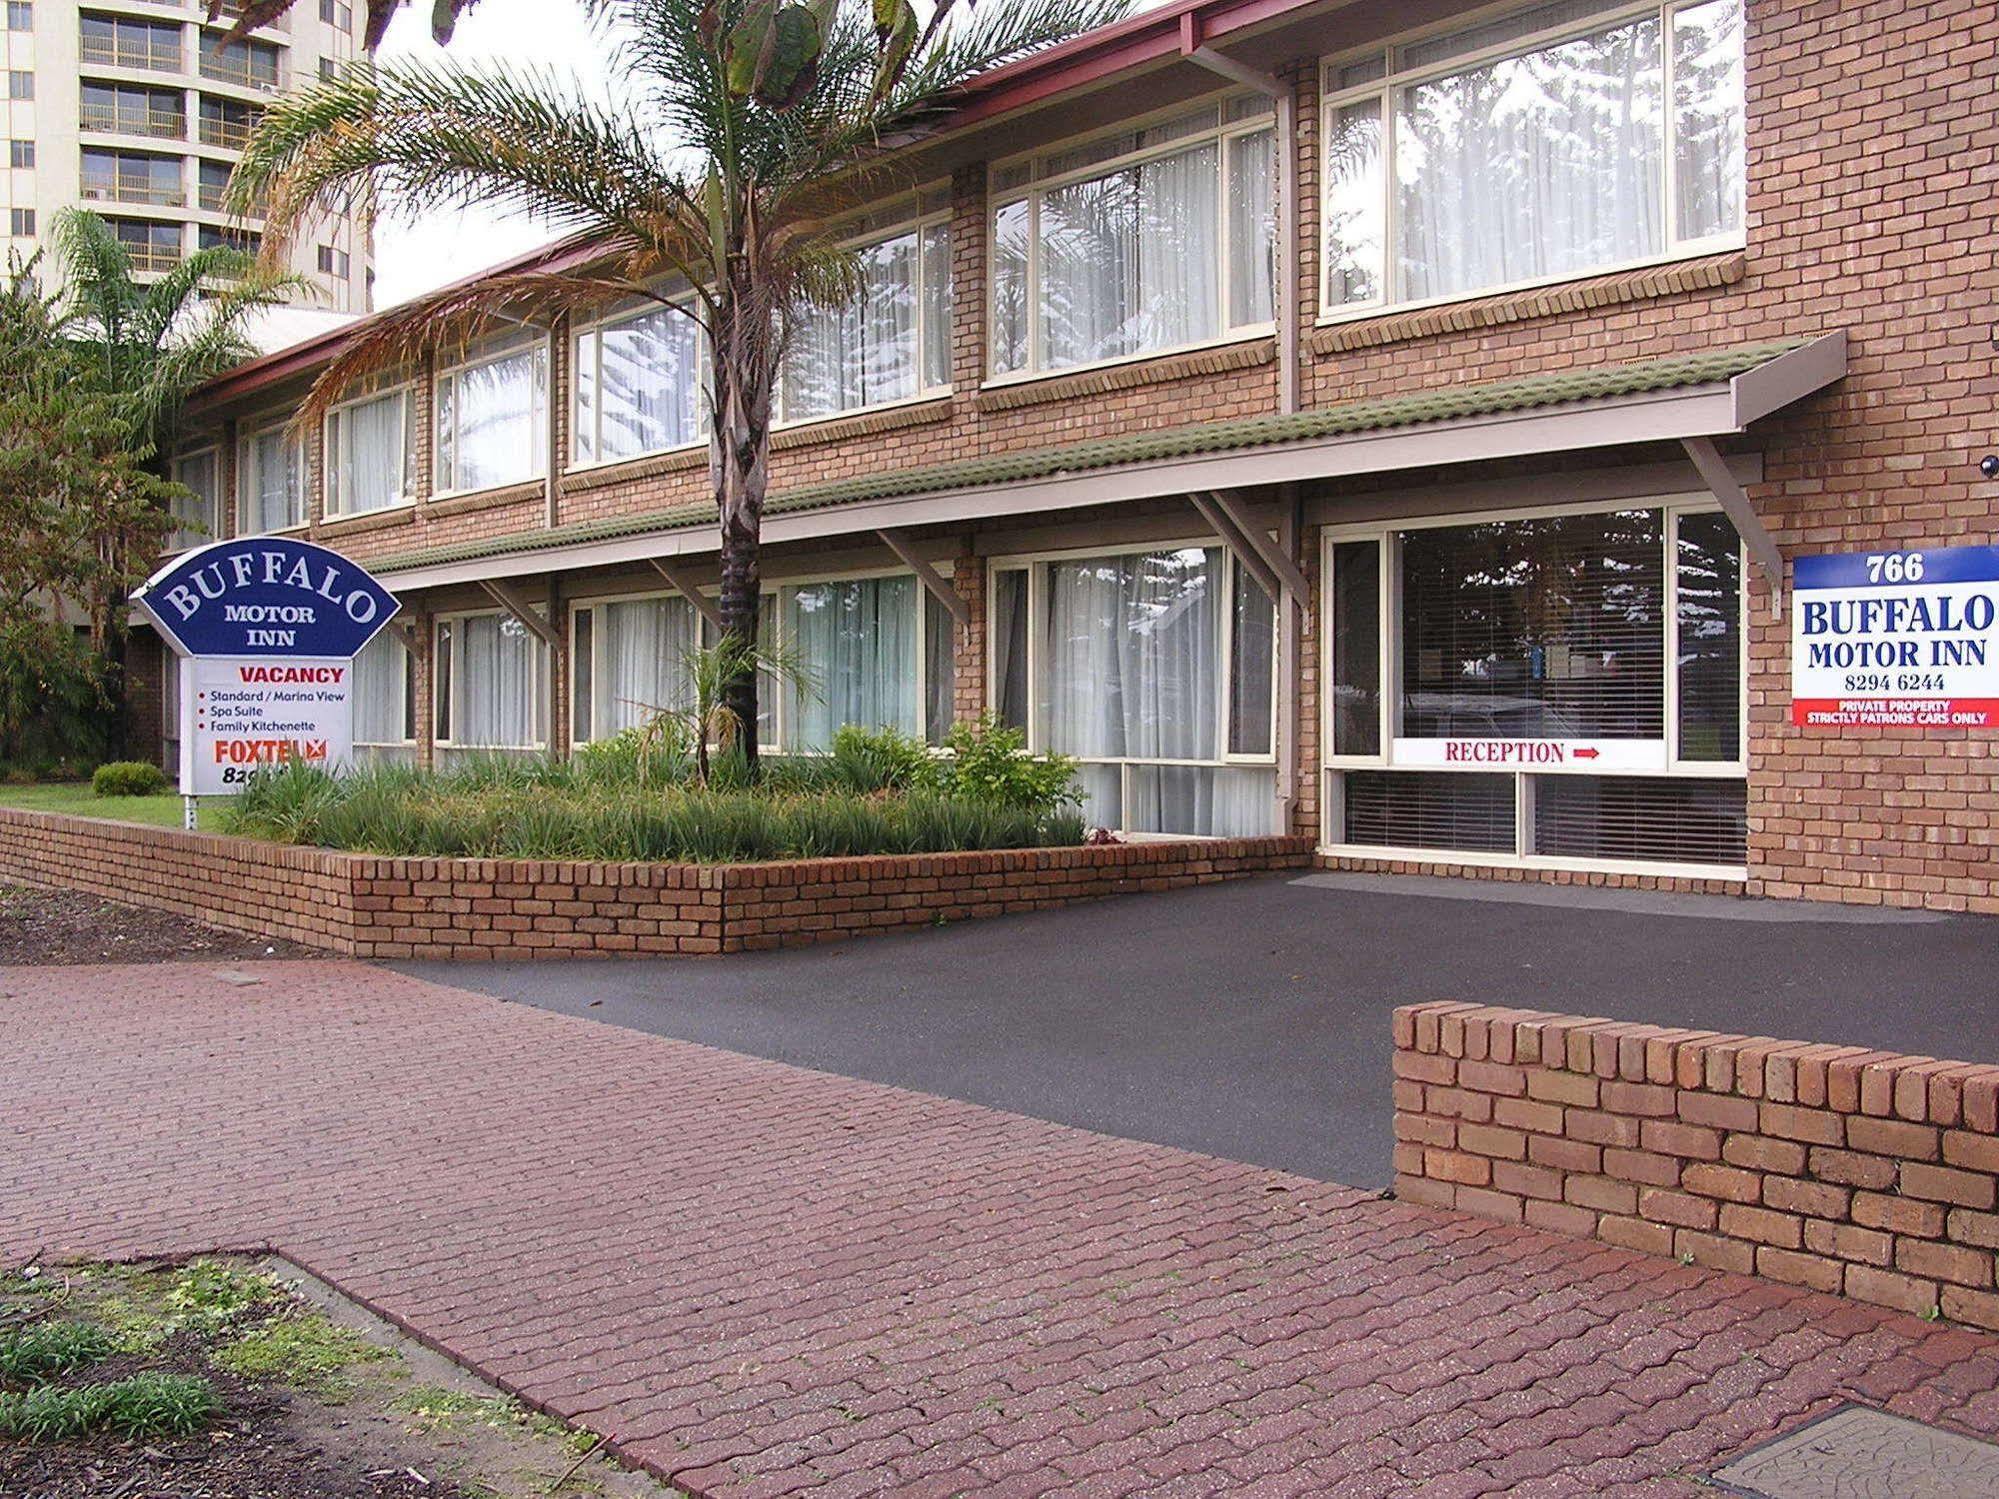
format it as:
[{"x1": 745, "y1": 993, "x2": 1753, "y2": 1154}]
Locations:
[
  {"x1": 1792, "y1": 545, "x2": 1999, "y2": 729},
  {"x1": 132, "y1": 539, "x2": 402, "y2": 798}
]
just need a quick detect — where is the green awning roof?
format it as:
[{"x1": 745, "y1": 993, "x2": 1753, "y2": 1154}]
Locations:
[{"x1": 372, "y1": 337, "x2": 1804, "y2": 579}]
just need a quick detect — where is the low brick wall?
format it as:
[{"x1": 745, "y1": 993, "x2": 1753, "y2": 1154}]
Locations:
[
  {"x1": 1394, "y1": 1002, "x2": 1999, "y2": 1330},
  {"x1": 0, "y1": 808, "x2": 1308, "y2": 958}
]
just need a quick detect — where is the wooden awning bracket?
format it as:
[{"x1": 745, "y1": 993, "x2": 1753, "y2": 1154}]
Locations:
[
  {"x1": 1189, "y1": 491, "x2": 1308, "y2": 609},
  {"x1": 648, "y1": 557, "x2": 726, "y2": 632},
  {"x1": 877, "y1": 528, "x2": 971, "y2": 627},
  {"x1": 1681, "y1": 436, "x2": 1785, "y2": 621},
  {"x1": 477, "y1": 578, "x2": 561, "y2": 649}
]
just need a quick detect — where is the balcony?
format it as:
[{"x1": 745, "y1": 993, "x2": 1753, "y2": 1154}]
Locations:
[
  {"x1": 79, "y1": 37, "x2": 184, "y2": 73},
  {"x1": 196, "y1": 113, "x2": 257, "y2": 148},
  {"x1": 198, "y1": 180, "x2": 265, "y2": 215},
  {"x1": 197, "y1": 52, "x2": 282, "y2": 92},
  {"x1": 83, "y1": 181, "x2": 187, "y2": 208},
  {"x1": 123, "y1": 243, "x2": 182, "y2": 271},
  {"x1": 80, "y1": 106, "x2": 187, "y2": 139}
]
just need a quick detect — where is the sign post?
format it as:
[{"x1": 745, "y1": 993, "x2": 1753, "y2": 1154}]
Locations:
[
  {"x1": 1791, "y1": 546, "x2": 1999, "y2": 729},
  {"x1": 131, "y1": 538, "x2": 402, "y2": 807}
]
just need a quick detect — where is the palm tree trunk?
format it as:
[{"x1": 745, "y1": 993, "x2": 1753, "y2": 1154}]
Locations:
[{"x1": 710, "y1": 270, "x2": 776, "y2": 774}]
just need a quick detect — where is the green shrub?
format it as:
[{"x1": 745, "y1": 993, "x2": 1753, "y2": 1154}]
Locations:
[
  {"x1": 938, "y1": 714, "x2": 1079, "y2": 815},
  {"x1": 0, "y1": 619, "x2": 114, "y2": 773},
  {"x1": 0, "y1": 1373, "x2": 216, "y2": 1441},
  {"x1": 0, "y1": 1320, "x2": 113, "y2": 1384},
  {"x1": 91, "y1": 760, "x2": 168, "y2": 797},
  {"x1": 827, "y1": 725, "x2": 938, "y2": 793}
]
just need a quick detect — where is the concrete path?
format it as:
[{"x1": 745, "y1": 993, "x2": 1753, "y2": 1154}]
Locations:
[
  {"x1": 403, "y1": 872, "x2": 1999, "y2": 1188},
  {"x1": 7, "y1": 960, "x2": 1999, "y2": 1497}
]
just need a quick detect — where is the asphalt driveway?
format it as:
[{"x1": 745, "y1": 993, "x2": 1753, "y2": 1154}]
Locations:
[{"x1": 401, "y1": 871, "x2": 1999, "y2": 1188}]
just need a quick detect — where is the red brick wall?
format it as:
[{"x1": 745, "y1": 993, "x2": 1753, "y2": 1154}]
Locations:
[
  {"x1": 0, "y1": 809, "x2": 1308, "y2": 958},
  {"x1": 1394, "y1": 1001, "x2": 1999, "y2": 1332}
]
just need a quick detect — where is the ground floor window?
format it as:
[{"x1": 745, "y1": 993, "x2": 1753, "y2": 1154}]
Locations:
[
  {"x1": 352, "y1": 632, "x2": 416, "y2": 762},
  {"x1": 990, "y1": 542, "x2": 1279, "y2": 836},
  {"x1": 1323, "y1": 499, "x2": 1745, "y2": 871},
  {"x1": 434, "y1": 609, "x2": 546, "y2": 752},
  {"x1": 570, "y1": 570, "x2": 956, "y2": 753},
  {"x1": 161, "y1": 646, "x2": 180, "y2": 778}
]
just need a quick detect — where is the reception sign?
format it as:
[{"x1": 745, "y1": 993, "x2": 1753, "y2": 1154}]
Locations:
[
  {"x1": 133, "y1": 539, "x2": 401, "y2": 797},
  {"x1": 1792, "y1": 546, "x2": 1999, "y2": 729}
]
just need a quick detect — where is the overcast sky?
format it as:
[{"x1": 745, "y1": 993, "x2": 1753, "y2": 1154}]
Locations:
[{"x1": 370, "y1": 0, "x2": 619, "y2": 307}]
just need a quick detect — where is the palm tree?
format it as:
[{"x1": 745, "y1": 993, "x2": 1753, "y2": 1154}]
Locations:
[{"x1": 231, "y1": 0, "x2": 1126, "y2": 772}]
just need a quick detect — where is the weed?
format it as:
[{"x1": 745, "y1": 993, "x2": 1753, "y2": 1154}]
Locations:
[
  {"x1": 0, "y1": 1319, "x2": 113, "y2": 1384},
  {"x1": 154, "y1": 1259, "x2": 282, "y2": 1338},
  {"x1": 0, "y1": 1372, "x2": 216, "y2": 1440},
  {"x1": 214, "y1": 1309, "x2": 387, "y2": 1391},
  {"x1": 396, "y1": 1385, "x2": 600, "y2": 1457}
]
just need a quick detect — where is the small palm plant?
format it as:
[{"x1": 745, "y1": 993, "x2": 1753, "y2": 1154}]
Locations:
[
  {"x1": 230, "y1": 0, "x2": 1129, "y2": 773},
  {"x1": 623, "y1": 634, "x2": 816, "y2": 785}
]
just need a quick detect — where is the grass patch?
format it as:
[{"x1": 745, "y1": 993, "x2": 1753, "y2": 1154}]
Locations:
[
  {"x1": 213, "y1": 1308, "x2": 388, "y2": 1392},
  {"x1": 396, "y1": 1384, "x2": 600, "y2": 1458},
  {"x1": 0, "y1": 781, "x2": 223, "y2": 831},
  {"x1": 0, "y1": 1320, "x2": 114, "y2": 1384},
  {"x1": 0, "y1": 1372, "x2": 216, "y2": 1441}
]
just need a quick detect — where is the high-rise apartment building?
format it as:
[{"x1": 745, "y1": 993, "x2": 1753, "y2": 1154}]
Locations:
[{"x1": 1, "y1": 0, "x2": 371, "y2": 311}]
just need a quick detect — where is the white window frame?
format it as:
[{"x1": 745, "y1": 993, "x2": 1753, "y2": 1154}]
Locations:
[
  {"x1": 985, "y1": 539, "x2": 1280, "y2": 830},
  {"x1": 775, "y1": 197, "x2": 954, "y2": 428},
  {"x1": 433, "y1": 334, "x2": 551, "y2": 499},
  {"x1": 566, "y1": 585, "x2": 711, "y2": 746},
  {"x1": 432, "y1": 606, "x2": 548, "y2": 752},
  {"x1": 568, "y1": 295, "x2": 708, "y2": 471},
  {"x1": 1318, "y1": 492, "x2": 1750, "y2": 879},
  {"x1": 322, "y1": 380, "x2": 416, "y2": 518},
  {"x1": 986, "y1": 92, "x2": 1278, "y2": 384},
  {"x1": 234, "y1": 415, "x2": 307, "y2": 535},
  {"x1": 167, "y1": 443, "x2": 220, "y2": 552},
  {"x1": 1317, "y1": 0, "x2": 1746, "y2": 324}
]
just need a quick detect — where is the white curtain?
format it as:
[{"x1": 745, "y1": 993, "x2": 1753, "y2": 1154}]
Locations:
[
  {"x1": 919, "y1": 222, "x2": 952, "y2": 390},
  {"x1": 783, "y1": 577, "x2": 919, "y2": 750},
  {"x1": 169, "y1": 450, "x2": 217, "y2": 548},
  {"x1": 455, "y1": 614, "x2": 544, "y2": 747},
  {"x1": 783, "y1": 231, "x2": 918, "y2": 420},
  {"x1": 333, "y1": 391, "x2": 407, "y2": 514},
  {"x1": 243, "y1": 430, "x2": 300, "y2": 533},
  {"x1": 597, "y1": 597, "x2": 698, "y2": 737},
  {"x1": 1226, "y1": 129, "x2": 1276, "y2": 328},
  {"x1": 1042, "y1": 548, "x2": 1219, "y2": 761},
  {"x1": 352, "y1": 633, "x2": 407, "y2": 744},
  {"x1": 1126, "y1": 764, "x2": 1277, "y2": 836},
  {"x1": 1672, "y1": 0, "x2": 1744, "y2": 241},
  {"x1": 990, "y1": 201, "x2": 1032, "y2": 374},
  {"x1": 443, "y1": 347, "x2": 546, "y2": 492},
  {"x1": 592, "y1": 307, "x2": 702, "y2": 461},
  {"x1": 924, "y1": 591, "x2": 957, "y2": 745},
  {"x1": 1396, "y1": 15, "x2": 1664, "y2": 301},
  {"x1": 991, "y1": 569, "x2": 1029, "y2": 731}
]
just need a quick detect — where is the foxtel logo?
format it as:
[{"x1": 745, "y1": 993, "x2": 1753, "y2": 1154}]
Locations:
[{"x1": 211, "y1": 739, "x2": 329, "y2": 765}]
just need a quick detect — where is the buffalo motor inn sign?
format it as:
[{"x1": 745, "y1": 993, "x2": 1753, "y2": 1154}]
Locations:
[{"x1": 133, "y1": 539, "x2": 401, "y2": 798}]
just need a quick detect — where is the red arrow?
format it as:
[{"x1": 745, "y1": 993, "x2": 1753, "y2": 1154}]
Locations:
[{"x1": 1573, "y1": 747, "x2": 1600, "y2": 760}]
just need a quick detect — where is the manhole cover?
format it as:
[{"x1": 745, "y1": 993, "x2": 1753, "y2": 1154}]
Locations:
[{"x1": 1713, "y1": 1404, "x2": 1999, "y2": 1498}]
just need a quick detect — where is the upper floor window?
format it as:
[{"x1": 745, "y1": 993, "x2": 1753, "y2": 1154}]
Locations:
[
  {"x1": 6, "y1": 4, "x2": 31, "y2": 32},
  {"x1": 168, "y1": 446, "x2": 218, "y2": 550},
  {"x1": 79, "y1": 16, "x2": 182, "y2": 72},
  {"x1": 8, "y1": 70, "x2": 33, "y2": 100},
  {"x1": 237, "y1": 417, "x2": 305, "y2": 533},
  {"x1": 990, "y1": 96, "x2": 1275, "y2": 378},
  {"x1": 81, "y1": 148, "x2": 184, "y2": 207},
  {"x1": 781, "y1": 199, "x2": 952, "y2": 421},
  {"x1": 1322, "y1": 0, "x2": 1744, "y2": 315},
  {"x1": 201, "y1": 35, "x2": 282, "y2": 92},
  {"x1": 572, "y1": 300, "x2": 704, "y2": 466},
  {"x1": 318, "y1": 0, "x2": 350, "y2": 30},
  {"x1": 84, "y1": 82, "x2": 186, "y2": 139},
  {"x1": 325, "y1": 384, "x2": 415, "y2": 517},
  {"x1": 197, "y1": 95, "x2": 260, "y2": 148},
  {"x1": 436, "y1": 336, "x2": 548, "y2": 495}
]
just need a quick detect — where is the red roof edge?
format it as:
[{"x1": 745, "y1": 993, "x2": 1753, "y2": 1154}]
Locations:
[{"x1": 195, "y1": 0, "x2": 1324, "y2": 409}]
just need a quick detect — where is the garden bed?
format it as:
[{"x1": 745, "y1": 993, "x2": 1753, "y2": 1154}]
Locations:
[{"x1": 0, "y1": 883, "x2": 315, "y2": 965}]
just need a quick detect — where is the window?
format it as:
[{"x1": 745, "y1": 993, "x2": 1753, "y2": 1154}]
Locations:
[
  {"x1": 325, "y1": 386, "x2": 415, "y2": 516},
  {"x1": 82, "y1": 83, "x2": 186, "y2": 139},
  {"x1": 777, "y1": 575, "x2": 946, "y2": 751},
  {"x1": 781, "y1": 203, "x2": 951, "y2": 421},
  {"x1": 81, "y1": 149, "x2": 183, "y2": 206},
  {"x1": 161, "y1": 648, "x2": 181, "y2": 777},
  {"x1": 434, "y1": 611, "x2": 547, "y2": 750},
  {"x1": 436, "y1": 338, "x2": 549, "y2": 494},
  {"x1": 168, "y1": 447, "x2": 219, "y2": 550},
  {"x1": 8, "y1": 140, "x2": 31, "y2": 168},
  {"x1": 989, "y1": 545, "x2": 1278, "y2": 835},
  {"x1": 353, "y1": 633, "x2": 415, "y2": 751},
  {"x1": 1322, "y1": 500, "x2": 1746, "y2": 870},
  {"x1": 79, "y1": 17, "x2": 182, "y2": 71},
  {"x1": 318, "y1": 56, "x2": 336, "y2": 81},
  {"x1": 200, "y1": 36, "x2": 282, "y2": 91},
  {"x1": 237, "y1": 419, "x2": 305, "y2": 533},
  {"x1": 108, "y1": 217, "x2": 180, "y2": 268},
  {"x1": 1321, "y1": 0, "x2": 1744, "y2": 313},
  {"x1": 197, "y1": 223, "x2": 258, "y2": 254},
  {"x1": 316, "y1": 243, "x2": 349, "y2": 277},
  {"x1": 8, "y1": 208, "x2": 32, "y2": 237},
  {"x1": 572, "y1": 301, "x2": 704, "y2": 465},
  {"x1": 318, "y1": 0, "x2": 350, "y2": 29},
  {"x1": 5, "y1": 4, "x2": 29, "y2": 31},
  {"x1": 197, "y1": 157, "x2": 234, "y2": 211},
  {"x1": 197, "y1": 96, "x2": 259, "y2": 148},
  {"x1": 991, "y1": 96, "x2": 1275, "y2": 378},
  {"x1": 7, "y1": 71, "x2": 31, "y2": 100},
  {"x1": 570, "y1": 594, "x2": 704, "y2": 742}
]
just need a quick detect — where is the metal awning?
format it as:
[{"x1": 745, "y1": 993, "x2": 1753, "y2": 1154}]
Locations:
[{"x1": 374, "y1": 333, "x2": 1846, "y2": 600}]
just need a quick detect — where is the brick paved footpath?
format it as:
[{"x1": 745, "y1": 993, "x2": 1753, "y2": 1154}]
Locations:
[{"x1": 6, "y1": 962, "x2": 1999, "y2": 1497}]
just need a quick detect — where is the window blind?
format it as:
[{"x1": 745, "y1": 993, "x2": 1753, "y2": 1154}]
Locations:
[
  {"x1": 1342, "y1": 771, "x2": 1515, "y2": 853},
  {"x1": 1532, "y1": 775, "x2": 1745, "y2": 865}
]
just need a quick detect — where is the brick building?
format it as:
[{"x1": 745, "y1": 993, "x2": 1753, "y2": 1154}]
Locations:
[{"x1": 134, "y1": 0, "x2": 1999, "y2": 911}]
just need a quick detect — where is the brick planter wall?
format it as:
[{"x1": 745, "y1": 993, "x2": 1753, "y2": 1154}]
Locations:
[
  {"x1": 1394, "y1": 1002, "x2": 1999, "y2": 1331},
  {"x1": 0, "y1": 808, "x2": 1308, "y2": 958}
]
